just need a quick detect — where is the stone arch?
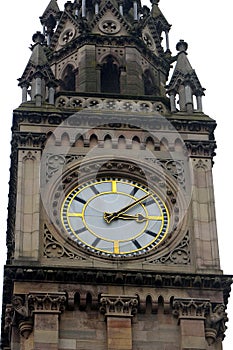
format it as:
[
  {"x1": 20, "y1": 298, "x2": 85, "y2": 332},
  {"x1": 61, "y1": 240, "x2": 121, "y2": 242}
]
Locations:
[
  {"x1": 89, "y1": 134, "x2": 98, "y2": 148},
  {"x1": 61, "y1": 132, "x2": 70, "y2": 146},
  {"x1": 143, "y1": 69, "x2": 156, "y2": 95},
  {"x1": 160, "y1": 137, "x2": 169, "y2": 151},
  {"x1": 118, "y1": 135, "x2": 126, "y2": 149},
  {"x1": 104, "y1": 134, "x2": 112, "y2": 148},
  {"x1": 145, "y1": 136, "x2": 154, "y2": 151},
  {"x1": 74, "y1": 134, "x2": 84, "y2": 147},
  {"x1": 100, "y1": 55, "x2": 120, "y2": 94},
  {"x1": 175, "y1": 138, "x2": 184, "y2": 152},
  {"x1": 46, "y1": 131, "x2": 56, "y2": 146},
  {"x1": 132, "y1": 136, "x2": 141, "y2": 150},
  {"x1": 60, "y1": 64, "x2": 76, "y2": 91}
]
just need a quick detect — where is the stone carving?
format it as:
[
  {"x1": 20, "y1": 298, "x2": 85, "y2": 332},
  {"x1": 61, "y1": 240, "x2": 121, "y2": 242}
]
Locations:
[
  {"x1": 185, "y1": 140, "x2": 217, "y2": 158},
  {"x1": 55, "y1": 95, "x2": 166, "y2": 114},
  {"x1": 145, "y1": 158, "x2": 185, "y2": 189},
  {"x1": 59, "y1": 28, "x2": 76, "y2": 45},
  {"x1": 99, "y1": 19, "x2": 121, "y2": 34},
  {"x1": 13, "y1": 132, "x2": 47, "y2": 149},
  {"x1": 100, "y1": 294, "x2": 138, "y2": 317},
  {"x1": 172, "y1": 298, "x2": 210, "y2": 318},
  {"x1": 172, "y1": 298, "x2": 228, "y2": 345},
  {"x1": 44, "y1": 224, "x2": 86, "y2": 260},
  {"x1": 6, "y1": 296, "x2": 33, "y2": 339},
  {"x1": 205, "y1": 304, "x2": 228, "y2": 345},
  {"x1": 147, "y1": 233, "x2": 190, "y2": 265},
  {"x1": 28, "y1": 292, "x2": 66, "y2": 313}
]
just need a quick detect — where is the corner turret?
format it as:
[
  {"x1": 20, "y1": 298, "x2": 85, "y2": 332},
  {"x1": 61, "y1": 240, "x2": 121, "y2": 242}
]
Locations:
[
  {"x1": 167, "y1": 40, "x2": 205, "y2": 113},
  {"x1": 18, "y1": 32, "x2": 57, "y2": 106}
]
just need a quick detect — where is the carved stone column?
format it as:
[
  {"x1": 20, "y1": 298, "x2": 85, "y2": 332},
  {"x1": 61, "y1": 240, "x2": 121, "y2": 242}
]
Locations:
[
  {"x1": 28, "y1": 292, "x2": 66, "y2": 350},
  {"x1": 173, "y1": 298, "x2": 210, "y2": 350},
  {"x1": 100, "y1": 294, "x2": 138, "y2": 350}
]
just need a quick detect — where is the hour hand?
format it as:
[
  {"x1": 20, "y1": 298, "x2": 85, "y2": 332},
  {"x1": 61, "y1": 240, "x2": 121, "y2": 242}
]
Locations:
[{"x1": 104, "y1": 193, "x2": 152, "y2": 224}]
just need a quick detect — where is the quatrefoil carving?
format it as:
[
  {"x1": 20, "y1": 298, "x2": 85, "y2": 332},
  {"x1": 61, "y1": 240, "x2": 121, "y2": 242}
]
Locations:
[{"x1": 99, "y1": 20, "x2": 121, "y2": 34}]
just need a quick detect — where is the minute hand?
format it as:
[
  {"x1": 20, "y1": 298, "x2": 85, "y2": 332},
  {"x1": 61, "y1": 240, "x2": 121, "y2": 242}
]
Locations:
[{"x1": 104, "y1": 193, "x2": 152, "y2": 223}]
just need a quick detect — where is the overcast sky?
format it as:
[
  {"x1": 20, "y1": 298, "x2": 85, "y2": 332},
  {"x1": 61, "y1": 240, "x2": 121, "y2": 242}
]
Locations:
[{"x1": 0, "y1": 1, "x2": 232, "y2": 348}]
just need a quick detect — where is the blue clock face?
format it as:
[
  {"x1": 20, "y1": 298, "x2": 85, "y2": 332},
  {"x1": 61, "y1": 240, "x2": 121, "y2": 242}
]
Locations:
[{"x1": 61, "y1": 177, "x2": 169, "y2": 258}]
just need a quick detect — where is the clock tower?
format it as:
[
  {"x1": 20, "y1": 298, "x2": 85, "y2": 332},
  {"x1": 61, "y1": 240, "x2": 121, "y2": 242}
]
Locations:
[{"x1": 1, "y1": 1, "x2": 232, "y2": 349}]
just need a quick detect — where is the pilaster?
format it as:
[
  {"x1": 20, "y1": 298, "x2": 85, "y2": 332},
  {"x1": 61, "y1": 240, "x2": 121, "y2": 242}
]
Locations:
[{"x1": 100, "y1": 294, "x2": 138, "y2": 350}]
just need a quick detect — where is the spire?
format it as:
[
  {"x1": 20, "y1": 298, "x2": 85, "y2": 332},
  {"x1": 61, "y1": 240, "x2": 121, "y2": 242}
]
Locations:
[
  {"x1": 167, "y1": 40, "x2": 205, "y2": 114},
  {"x1": 40, "y1": 0, "x2": 62, "y2": 45},
  {"x1": 18, "y1": 32, "x2": 57, "y2": 106}
]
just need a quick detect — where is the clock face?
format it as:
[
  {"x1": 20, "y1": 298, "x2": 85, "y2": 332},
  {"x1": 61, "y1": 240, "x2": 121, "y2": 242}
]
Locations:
[{"x1": 61, "y1": 178, "x2": 169, "y2": 257}]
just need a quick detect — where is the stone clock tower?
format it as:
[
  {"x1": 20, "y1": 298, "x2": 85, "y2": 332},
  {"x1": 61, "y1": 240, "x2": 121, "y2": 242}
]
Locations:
[{"x1": 1, "y1": 1, "x2": 232, "y2": 349}]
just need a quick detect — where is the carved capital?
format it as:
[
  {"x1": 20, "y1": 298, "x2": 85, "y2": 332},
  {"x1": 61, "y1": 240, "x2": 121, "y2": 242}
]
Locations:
[
  {"x1": 12, "y1": 132, "x2": 47, "y2": 150},
  {"x1": 172, "y1": 298, "x2": 210, "y2": 320},
  {"x1": 173, "y1": 298, "x2": 228, "y2": 345},
  {"x1": 99, "y1": 294, "x2": 138, "y2": 318},
  {"x1": 28, "y1": 292, "x2": 66, "y2": 314},
  {"x1": 185, "y1": 140, "x2": 217, "y2": 158}
]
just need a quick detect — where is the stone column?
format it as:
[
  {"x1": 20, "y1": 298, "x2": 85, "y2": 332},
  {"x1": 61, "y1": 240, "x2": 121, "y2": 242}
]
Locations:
[
  {"x1": 28, "y1": 292, "x2": 66, "y2": 350},
  {"x1": 100, "y1": 294, "x2": 138, "y2": 350},
  {"x1": 173, "y1": 298, "x2": 210, "y2": 350}
]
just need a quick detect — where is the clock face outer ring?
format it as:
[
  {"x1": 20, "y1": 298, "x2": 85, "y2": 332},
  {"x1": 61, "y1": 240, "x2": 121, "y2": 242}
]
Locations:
[{"x1": 60, "y1": 177, "x2": 170, "y2": 258}]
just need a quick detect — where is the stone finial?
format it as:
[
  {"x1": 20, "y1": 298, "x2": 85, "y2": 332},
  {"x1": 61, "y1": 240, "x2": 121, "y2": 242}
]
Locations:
[
  {"x1": 32, "y1": 31, "x2": 45, "y2": 45},
  {"x1": 176, "y1": 39, "x2": 188, "y2": 53}
]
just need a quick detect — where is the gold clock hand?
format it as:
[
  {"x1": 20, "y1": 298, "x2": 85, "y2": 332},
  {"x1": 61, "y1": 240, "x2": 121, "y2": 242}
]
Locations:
[
  {"x1": 104, "y1": 193, "x2": 152, "y2": 223},
  {"x1": 117, "y1": 213, "x2": 147, "y2": 222},
  {"x1": 110, "y1": 213, "x2": 163, "y2": 223}
]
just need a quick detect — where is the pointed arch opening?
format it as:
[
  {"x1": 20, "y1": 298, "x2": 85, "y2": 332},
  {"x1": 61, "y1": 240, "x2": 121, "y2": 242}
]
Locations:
[
  {"x1": 61, "y1": 64, "x2": 76, "y2": 91},
  {"x1": 101, "y1": 55, "x2": 120, "y2": 94},
  {"x1": 143, "y1": 69, "x2": 156, "y2": 96}
]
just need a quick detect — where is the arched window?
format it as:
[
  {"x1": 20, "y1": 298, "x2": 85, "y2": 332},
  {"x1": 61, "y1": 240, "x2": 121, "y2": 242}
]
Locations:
[
  {"x1": 143, "y1": 69, "x2": 156, "y2": 96},
  {"x1": 61, "y1": 64, "x2": 76, "y2": 91},
  {"x1": 101, "y1": 56, "x2": 120, "y2": 93}
]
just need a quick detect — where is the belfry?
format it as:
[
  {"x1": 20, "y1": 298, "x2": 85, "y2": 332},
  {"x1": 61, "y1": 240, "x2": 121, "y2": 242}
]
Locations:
[{"x1": 1, "y1": 1, "x2": 232, "y2": 349}]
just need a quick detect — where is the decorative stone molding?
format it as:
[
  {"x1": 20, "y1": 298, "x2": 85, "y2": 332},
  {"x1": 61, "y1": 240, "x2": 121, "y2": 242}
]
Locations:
[
  {"x1": 55, "y1": 95, "x2": 167, "y2": 114},
  {"x1": 185, "y1": 140, "x2": 217, "y2": 158},
  {"x1": 12, "y1": 131, "x2": 47, "y2": 149},
  {"x1": 172, "y1": 298, "x2": 210, "y2": 319},
  {"x1": 44, "y1": 224, "x2": 86, "y2": 260},
  {"x1": 100, "y1": 294, "x2": 138, "y2": 318},
  {"x1": 4, "y1": 267, "x2": 232, "y2": 300},
  {"x1": 147, "y1": 232, "x2": 190, "y2": 265},
  {"x1": 28, "y1": 292, "x2": 66, "y2": 314},
  {"x1": 172, "y1": 298, "x2": 228, "y2": 345}
]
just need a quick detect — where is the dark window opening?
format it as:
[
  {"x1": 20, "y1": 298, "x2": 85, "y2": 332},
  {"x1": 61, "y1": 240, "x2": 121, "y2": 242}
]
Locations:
[
  {"x1": 61, "y1": 64, "x2": 76, "y2": 91},
  {"x1": 143, "y1": 70, "x2": 156, "y2": 96},
  {"x1": 101, "y1": 56, "x2": 120, "y2": 94}
]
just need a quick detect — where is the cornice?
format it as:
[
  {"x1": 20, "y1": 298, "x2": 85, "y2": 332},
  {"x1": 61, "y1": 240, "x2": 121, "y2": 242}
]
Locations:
[{"x1": 3, "y1": 265, "x2": 232, "y2": 306}]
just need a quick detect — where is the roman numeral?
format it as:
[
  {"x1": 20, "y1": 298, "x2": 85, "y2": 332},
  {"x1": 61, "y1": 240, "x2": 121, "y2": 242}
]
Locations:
[
  {"x1": 74, "y1": 196, "x2": 86, "y2": 205},
  {"x1": 90, "y1": 185, "x2": 99, "y2": 195},
  {"x1": 133, "y1": 240, "x2": 142, "y2": 249},
  {"x1": 75, "y1": 227, "x2": 87, "y2": 235},
  {"x1": 144, "y1": 198, "x2": 154, "y2": 207},
  {"x1": 145, "y1": 230, "x2": 155, "y2": 237},
  {"x1": 130, "y1": 187, "x2": 139, "y2": 196},
  {"x1": 92, "y1": 237, "x2": 101, "y2": 247}
]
